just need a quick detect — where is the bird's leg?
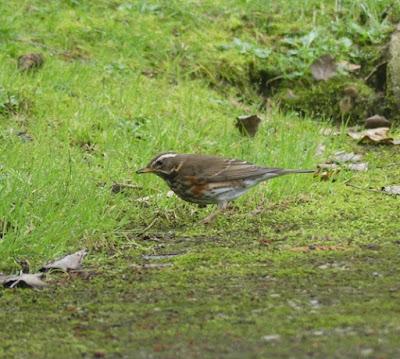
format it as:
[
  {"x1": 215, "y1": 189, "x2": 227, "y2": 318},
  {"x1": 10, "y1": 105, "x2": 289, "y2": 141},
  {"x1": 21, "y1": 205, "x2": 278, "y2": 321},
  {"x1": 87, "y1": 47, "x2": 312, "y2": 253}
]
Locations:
[{"x1": 200, "y1": 201, "x2": 228, "y2": 225}]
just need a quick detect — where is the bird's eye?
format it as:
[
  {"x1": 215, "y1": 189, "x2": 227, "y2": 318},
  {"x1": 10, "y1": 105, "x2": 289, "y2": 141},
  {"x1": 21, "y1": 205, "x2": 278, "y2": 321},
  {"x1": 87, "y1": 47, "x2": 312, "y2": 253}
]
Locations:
[{"x1": 155, "y1": 160, "x2": 162, "y2": 167}]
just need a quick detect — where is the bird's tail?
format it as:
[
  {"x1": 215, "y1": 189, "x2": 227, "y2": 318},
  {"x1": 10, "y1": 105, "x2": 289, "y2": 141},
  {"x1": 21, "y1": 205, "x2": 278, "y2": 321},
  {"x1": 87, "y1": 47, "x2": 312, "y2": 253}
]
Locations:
[
  {"x1": 279, "y1": 169, "x2": 315, "y2": 176},
  {"x1": 260, "y1": 168, "x2": 314, "y2": 181}
]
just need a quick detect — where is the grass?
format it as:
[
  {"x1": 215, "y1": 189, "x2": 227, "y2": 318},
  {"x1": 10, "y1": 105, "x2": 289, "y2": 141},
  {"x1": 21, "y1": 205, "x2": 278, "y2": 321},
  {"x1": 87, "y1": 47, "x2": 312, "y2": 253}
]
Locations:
[{"x1": 1, "y1": 0, "x2": 400, "y2": 358}]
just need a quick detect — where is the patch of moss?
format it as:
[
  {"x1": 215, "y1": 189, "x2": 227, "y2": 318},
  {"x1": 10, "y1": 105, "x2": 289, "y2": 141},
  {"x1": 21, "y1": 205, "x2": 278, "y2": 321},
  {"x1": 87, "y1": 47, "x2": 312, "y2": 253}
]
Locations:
[{"x1": 273, "y1": 77, "x2": 377, "y2": 123}]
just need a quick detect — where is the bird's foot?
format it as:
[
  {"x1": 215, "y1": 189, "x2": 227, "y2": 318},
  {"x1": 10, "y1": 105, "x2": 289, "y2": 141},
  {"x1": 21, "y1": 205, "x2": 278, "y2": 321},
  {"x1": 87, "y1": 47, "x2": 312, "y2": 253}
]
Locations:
[
  {"x1": 200, "y1": 201, "x2": 229, "y2": 225},
  {"x1": 200, "y1": 211, "x2": 219, "y2": 225}
]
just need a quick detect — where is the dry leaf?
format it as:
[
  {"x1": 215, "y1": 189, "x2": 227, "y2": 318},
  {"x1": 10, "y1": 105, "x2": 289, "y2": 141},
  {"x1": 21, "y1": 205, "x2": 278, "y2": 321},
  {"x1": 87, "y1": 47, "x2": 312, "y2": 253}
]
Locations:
[
  {"x1": 235, "y1": 115, "x2": 261, "y2": 137},
  {"x1": 315, "y1": 163, "x2": 340, "y2": 181},
  {"x1": 311, "y1": 55, "x2": 337, "y2": 81},
  {"x1": 364, "y1": 115, "x2": 391, "y2": 129},
  {"x1": 381, "y1": 186, "x2": 400, "y2": 196},
  {"x1": 17, "y1": 53, "x2": 44, "y2": 72},
  {"x1": 315, "y1": 170, "x2": 337, "y2": 181},
  {"x1": 331, "y1": 151, "x2": 363, "y2": 163},
  {"x1": 337, "y1": 61, "x2": 361, "y2": 72},
  {"x1": 348, "y1": 127, "x2": 399, "y2": 145},
  {"x1": 40, "y1": 249, "x2": 87, "y2": 272},
  {"x1": 1, "y1": 272, "x2": 47, "y2": 289}
]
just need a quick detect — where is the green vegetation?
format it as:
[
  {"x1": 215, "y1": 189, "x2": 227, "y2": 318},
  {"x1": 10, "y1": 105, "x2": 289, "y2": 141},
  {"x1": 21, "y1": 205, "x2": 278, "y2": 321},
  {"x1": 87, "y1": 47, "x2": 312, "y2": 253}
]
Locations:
[{"x1": 0, "y1": 0, "x2": 400, "y2": 358}]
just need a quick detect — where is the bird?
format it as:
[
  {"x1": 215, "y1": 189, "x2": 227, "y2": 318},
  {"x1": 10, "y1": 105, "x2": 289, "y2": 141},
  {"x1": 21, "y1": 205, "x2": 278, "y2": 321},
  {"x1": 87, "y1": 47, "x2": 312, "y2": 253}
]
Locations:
[{"x1": 136, "y1": 152, "x2": 314, "y2": 223}]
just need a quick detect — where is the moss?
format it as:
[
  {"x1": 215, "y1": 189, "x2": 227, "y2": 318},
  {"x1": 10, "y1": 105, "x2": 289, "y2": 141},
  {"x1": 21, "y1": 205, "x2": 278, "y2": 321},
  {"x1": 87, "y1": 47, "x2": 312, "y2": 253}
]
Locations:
[{"x1": 273, "y1": 77, "x2": 377, "y2": 123}]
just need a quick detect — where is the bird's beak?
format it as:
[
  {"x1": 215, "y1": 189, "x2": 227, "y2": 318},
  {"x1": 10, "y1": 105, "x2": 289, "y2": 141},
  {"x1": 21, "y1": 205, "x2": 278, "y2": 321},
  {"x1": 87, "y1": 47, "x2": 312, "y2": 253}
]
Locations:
[{"x1": 136, "y1": 167, "x2": 154, "y2": 174}]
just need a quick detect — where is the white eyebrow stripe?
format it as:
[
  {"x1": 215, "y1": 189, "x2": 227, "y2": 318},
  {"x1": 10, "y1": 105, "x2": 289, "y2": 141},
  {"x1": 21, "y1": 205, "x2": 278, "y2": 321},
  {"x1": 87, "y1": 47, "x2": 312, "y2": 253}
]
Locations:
[{"x1": 156, "y1": 153, "x2": 177, "y2": 161}]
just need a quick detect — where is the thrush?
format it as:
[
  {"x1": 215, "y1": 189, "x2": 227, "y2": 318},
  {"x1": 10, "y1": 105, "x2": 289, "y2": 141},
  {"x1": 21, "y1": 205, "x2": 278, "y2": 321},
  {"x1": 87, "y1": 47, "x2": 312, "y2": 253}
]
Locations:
[{"x1": 136, "y1": 152, "x2": 314, "y2": 223}]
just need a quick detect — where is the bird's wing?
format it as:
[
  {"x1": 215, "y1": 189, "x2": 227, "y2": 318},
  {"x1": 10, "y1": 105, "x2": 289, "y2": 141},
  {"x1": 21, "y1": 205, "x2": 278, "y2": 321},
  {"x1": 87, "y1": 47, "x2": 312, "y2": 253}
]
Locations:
[
  {"x1": 205, "y1": 159, "x2": 283, "y2": 182},
  {"x1": 179, "y1": 155, "x2": 284, "y2": 183}
]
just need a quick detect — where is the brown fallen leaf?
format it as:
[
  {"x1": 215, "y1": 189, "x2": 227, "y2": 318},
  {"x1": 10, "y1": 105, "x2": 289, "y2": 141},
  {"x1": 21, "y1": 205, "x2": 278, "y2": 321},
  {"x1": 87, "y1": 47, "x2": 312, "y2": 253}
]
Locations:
[
  {"x1": 17, "y1": 53, "x2": 44, "y2": 72},
  {"x1": 338, "y1": 61, "x2": 361, "y2": 73},
  {"x1": 1, "y1": 272, "x2": 47, "y2": 289},
  {"x1": 365, "y1": 115, "x2": 391, "y2": 129},
  {"x1": 40, "y1": 249, "x2": 87, "y2": 272},
  {"x1": 315, "y1": 169, "x2": 337, "y2": 181},
  {"x1": 311, "y1": 55, "x2": 337, "y2": 81},
  {"x1": 381, "y1": 185, "x2": 400, "y2": 196},
  {"x1": 235, "y1": 115, "x2": 261, "y2": 137},
  {"x1": 315, "y1": 162, "x2": 341, "y2": 181},
  {"x1": 348, "y1": 127, "x2": 399, "y2": 145}
]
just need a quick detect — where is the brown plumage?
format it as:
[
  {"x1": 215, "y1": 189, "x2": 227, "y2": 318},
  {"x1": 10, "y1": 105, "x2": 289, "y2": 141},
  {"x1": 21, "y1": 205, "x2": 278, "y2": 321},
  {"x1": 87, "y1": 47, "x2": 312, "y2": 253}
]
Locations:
[{"x1": 136, "y1": 152, "x2": 314, "y2": 210}]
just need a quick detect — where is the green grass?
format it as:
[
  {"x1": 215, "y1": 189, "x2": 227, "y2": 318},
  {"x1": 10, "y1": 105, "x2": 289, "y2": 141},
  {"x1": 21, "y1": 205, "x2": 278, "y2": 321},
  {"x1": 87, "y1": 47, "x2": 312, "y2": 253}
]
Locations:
[{"x1": 1, "y1": 0, "x2": 400, "y2": 358}]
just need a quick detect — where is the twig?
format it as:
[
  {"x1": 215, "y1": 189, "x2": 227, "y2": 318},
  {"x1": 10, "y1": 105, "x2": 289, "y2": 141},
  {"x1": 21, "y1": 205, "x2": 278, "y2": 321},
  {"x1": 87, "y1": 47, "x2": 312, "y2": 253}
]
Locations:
[
  {"x1": 364, "y1": 60, "x2": 388, "y2": 82},
  {"x1": 265, "y1": 74, "x2": 285, "y2": 86},
  {"x1": 139, "y1": 216, "x2": 159, "y2": 236},
  {"x1": 345, "y1": 183, "x2": 381, "y2": 194}
]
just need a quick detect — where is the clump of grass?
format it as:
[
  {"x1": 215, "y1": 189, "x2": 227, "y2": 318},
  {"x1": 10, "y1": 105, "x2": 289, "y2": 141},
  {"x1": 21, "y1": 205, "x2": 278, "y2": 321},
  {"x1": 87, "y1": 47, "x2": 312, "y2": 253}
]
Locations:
[{"x1": 0, "y1": 86, "x2": 30, "y2": 118}]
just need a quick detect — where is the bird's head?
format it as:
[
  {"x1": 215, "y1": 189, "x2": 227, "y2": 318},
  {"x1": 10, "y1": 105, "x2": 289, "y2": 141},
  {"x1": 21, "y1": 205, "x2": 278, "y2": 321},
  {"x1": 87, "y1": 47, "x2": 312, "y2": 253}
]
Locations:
[{"x1": 136, "y1": 152, "x2": 180, "y2": 177}]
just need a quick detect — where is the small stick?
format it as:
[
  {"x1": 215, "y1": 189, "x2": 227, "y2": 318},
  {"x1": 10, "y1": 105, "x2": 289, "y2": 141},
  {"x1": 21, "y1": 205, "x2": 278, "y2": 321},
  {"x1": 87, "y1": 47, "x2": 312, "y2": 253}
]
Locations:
[
  {"x1": 345, "y1": 183, "x2": 381, "y2": 194},
  {"x1": 139, "y1": 216, "x2": 159, "y2": 236},
  {"x1": 364, "y1": 60, "x2": 388, "y2": 82}
]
